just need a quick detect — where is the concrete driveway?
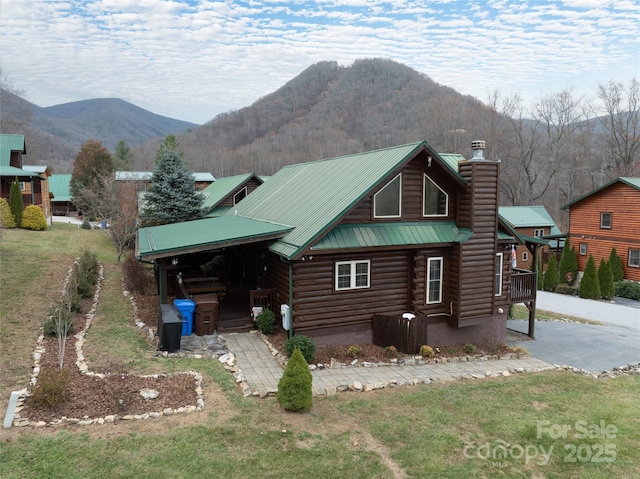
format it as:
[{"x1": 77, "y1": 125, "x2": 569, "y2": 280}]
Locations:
[{"x1": 508, "y1": 292, "x2": 640, "y2": 372}]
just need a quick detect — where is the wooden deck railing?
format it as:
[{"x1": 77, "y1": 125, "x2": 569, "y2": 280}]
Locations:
[{"x1": 510, "y1": 269, "x2": 538, "y2": 303}]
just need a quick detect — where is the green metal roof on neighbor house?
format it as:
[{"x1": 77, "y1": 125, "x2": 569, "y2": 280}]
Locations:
[
  {"x1": 311, "y1": 222, "x2": 473, "y2": 251},
  {"x1": 49, "y1": 174, "x2": 73, "y2": 202},
  {"x1": 136, "y1": 215, "x2": 293, "y2": 261},
  {"x1": 201, "y1": 173, "x2": 261, "y2": 214},
  {"x1": 499, "y1": 205, "x2": 562, "y2": 236},
  {"x1": 229, "y1": 141, "x2": 467, "y2": 260},
  {"x1": 561, "y1": 177, "x2": 640, "y2": 209},
  {"x1": 497, "y1": 215, "x2": 548, "y2": 246},
  {"x1": 0, "y1": 134, "x2": 26, "y2": 166}
]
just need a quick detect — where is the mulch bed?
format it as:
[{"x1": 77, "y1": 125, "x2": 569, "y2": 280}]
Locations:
[{"x1": 22, "y1": 286, "x2": 197, "y2": 424}]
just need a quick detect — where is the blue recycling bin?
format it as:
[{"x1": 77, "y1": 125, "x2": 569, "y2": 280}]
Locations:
[{"x1": 173, "y1": 299, "x2": 195, "y2": 336}]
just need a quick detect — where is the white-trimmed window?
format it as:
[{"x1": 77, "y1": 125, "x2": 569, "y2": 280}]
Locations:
[
  {"x1": 374, "y1": 174, "x2": 401, "y2": 218},
  {"x1": 335, "y1": 260, "x2": 370, "y2": 291},
  {"x1": 495, "y1": 252, "x2": 503, "y2": 296},
  {"x1": 579, "y1": 243, "x2": 587, "y2": 256},
  {"x1": 233, "y1": 187, "x2": 247, "y2": 205},
  {"x1": 534, "y1": 229, "x2": 545, "y2": 237},
  {"x1": 426, "y1": 257, "x2": 443, "y2": 304},
  {"x1": 600, "y1": 212, "x2": 612, "y2": 229},
  {"x1": 423, "y1": 175, "x2": 448, "y2": 217},
  {"x1": 629, "y1": 249, "x2": 640, "y2": 268}
]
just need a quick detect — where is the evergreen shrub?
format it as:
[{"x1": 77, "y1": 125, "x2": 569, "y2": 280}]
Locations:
[
  {"x1": 615, "y1": 281, "x2": 640, "y2": 300},
  {"x1": 419, "y1": 345, "x2": 435, "y2": 358},
  {"x1": 555, "y1": 283, "x2": 578, "y2": 296},
  {"x1": 284, "y1": 335, "x2": 316, "y2": 363},
  {"x1": 347, "y1": 344, "x2": 362, "y2": 358},
  {"x1": 9, "y1": 177, "x2": 24, "y2": 227},
  {"x1": 543, "y1": 254, "x2": 560, "y2": 292},
  {"x1": 0, "y1": 197, "x2": 16, "y2": 228},
  {"x1": 609, "y1": 248, "x2": 624, "y2": 282},
  {"x1": 276, "y1": 348, "x2": 312, "y2": 412},
  {"x1": 579, "y1": 254, "x2": 601, "y2": 300},
  {"x1": 598, "y1": 259, "x2": 615, "y2": 300},
  {"x1": 255, "y1": 307, "x2": 276, "y2": 334},
  {"x1": 21, "y1": 205, "x2": 47, "y2": 230}
]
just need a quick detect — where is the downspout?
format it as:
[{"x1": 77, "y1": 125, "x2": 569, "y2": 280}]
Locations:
[{"x1": 289, "y1": 261, "x2": 294, "y2": 339}]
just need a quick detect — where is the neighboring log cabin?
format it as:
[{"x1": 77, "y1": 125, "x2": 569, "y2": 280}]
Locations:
[
  {"x1": 562, "y1": 177, "x2": 640, "y2": 282},
  {"x1": 201, "y1": 173, "x2": 265, "y2": 217},
  {"x1": 0, "y1": 134, "x2": 51, "y2": 217},
  {"x1": 137, "y1": 141, "x2": 543, "y2": 347}
]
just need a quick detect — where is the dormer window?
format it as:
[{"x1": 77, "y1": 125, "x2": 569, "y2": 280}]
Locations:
[
  {"x1": 374, "y1": 173, "x2": 401, "y2": 218},
  {"x1": 423, "y1": 174, "x2": 448, "y2": 217},
  {"x1": 233, "y1": 186, "x2": 247, "y2": 205}
]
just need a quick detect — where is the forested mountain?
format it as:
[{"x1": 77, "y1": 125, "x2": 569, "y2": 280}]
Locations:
[
  {"x1": 133, "y1": 59, "x2": 492, "y2": 174},
  {"x1": 0, "y1": 89, "x2": 197, "y2": 172},
  {"x1": 2, "y1": 58, "x2": 636, "y2": 226}
]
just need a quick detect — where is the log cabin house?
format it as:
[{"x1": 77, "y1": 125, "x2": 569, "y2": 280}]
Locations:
[
  {"x1": 201, "y1": 173, "x2": 265, "y2": 217},
  {"x1": 499, "y1": 205, "x2": 563, "y2": 270},
  {"x1": 562, "y1": 177, "x2": 640, "y2": 282},
  {"x1": 0, "y1": 134, "x2": 51, "y2": 216},
  {"x1": 137, "y1": 141, "x2": 543, "y2": 349}
]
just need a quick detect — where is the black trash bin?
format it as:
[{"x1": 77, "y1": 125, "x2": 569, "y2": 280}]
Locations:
[{"x1": 158, "y1": 304, "x2": 182, "y2": 352}]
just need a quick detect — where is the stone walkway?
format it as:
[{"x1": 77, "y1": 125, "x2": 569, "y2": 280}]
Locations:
[{"x1": 222, "y1": 331, "x2": 555, "y2": 398}]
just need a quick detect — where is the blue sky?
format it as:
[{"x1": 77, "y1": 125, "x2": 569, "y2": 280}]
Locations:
[{"x1": 1, "y1": 0, "x2": 638, "y2": 124}]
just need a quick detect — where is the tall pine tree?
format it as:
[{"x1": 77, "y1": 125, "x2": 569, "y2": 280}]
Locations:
[
  {"x1": 558, "y1": 238, "x2": 574, "y2": 284},
  {"x1": 141, "y1": 145, "x2": 204, "y2": 227},
  {"x1": 543, "y1": 254, "x2": 560, "y2": 292}
]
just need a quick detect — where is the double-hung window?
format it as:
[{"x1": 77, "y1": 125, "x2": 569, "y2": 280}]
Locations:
[
  {"x1": 335, "y1": 260, "x2": 370, "y2": 290},
  {"x1": 495, "y1": 253, "x2": 503, "y2": 296},
  {"x1": 600, "y1": 212, "x2": 612, "y2": 229},
  {"x1": 426, "y1": 257, "x2": 443, "y2": 304},
  {"x1": 629, "y1": 249, "x2": 640, "y2": 268}
]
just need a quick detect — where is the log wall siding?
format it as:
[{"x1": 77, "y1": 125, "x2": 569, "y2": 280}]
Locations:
[
  {"x1": 289, "y1": 251, "x2": 410, "y2": 332},
  {"x1": 568, "y1": 183, "x2": 640, "y2": 281},
  {"x1": 411, "y1": 248, "x2": 452, "y2": 315},
  {"x1": 264, "y1": 250, "x2": 292, "y2": 308},
  {"x1": 342, "y1": 153, "x2": 458, "y2": 223},
  {"x1": 456, "y1": 161, "x2": 500, "y2": 321}
]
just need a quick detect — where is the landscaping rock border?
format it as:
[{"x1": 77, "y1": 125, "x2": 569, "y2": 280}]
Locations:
[{"x1": 6, "y1": 263, "x2": 205, "y2": 429}]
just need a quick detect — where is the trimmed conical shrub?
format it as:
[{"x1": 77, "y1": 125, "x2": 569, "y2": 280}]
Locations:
[
  {"x1": 579, "y1": 254, "x2": 601, "y2": 300},
  {"x1": 609, "y1": 248, "x2": 624, "y2": 282},
  {"x1": 558, "y1": 238, "x2": 576, "y2": 284},
  {"x1": 543, "y1": 254, "x2": 559, "y2": 292},
  {"x1": 276, "y1": 348, "x2": 312, "y2": 412},
  {"x1": 598, "y1": 259, "x2": 614, "y2": 300},
  {"x1": 0, "y1": 197, "x2": 16, "y2": 228},
  {"x1": 21, "y1": 205, "x2": 47, "y2": 231},
  {"x1": 9, "y1": 177, "x2": 24, "y2": 227}
]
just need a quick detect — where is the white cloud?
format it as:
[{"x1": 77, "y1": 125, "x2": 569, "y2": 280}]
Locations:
[{"x1": 0, "y1": 0, "x2": 637, "y2": 124}]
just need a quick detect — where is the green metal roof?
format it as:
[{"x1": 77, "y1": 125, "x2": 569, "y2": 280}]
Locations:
[
  {"x1": 311, "y1": 222, "x2": 472, "y2": 251},
  {"x1": 229, "y1": 141, "x2": 466, "y2": 259},
  {"x1": 0, "y1": 134, "x2": 26, "y2": 167},
  {"x1": 498, "y1": 215, "x2": 548, "y2": 246},
  {"x1": 49, "y1": 174, "x2": 73, "y2": 202},
  {"x1": 136, "y1": 215, "x2": 293, "y2": 261},
  {"x1": 206, "y1": 205, "x2": 233, "y2": 218},
  {"x1": 438, "y1": 153, "x2": 466, "y2": 171},
  {"x1": 562, "y1": 177, "x2": 640, "y2": 209},
  {"x1": 201, "y1": 173, "x2": 260, "y2": 212},
  {"x1": 0, "y1": 165, "x2": 40, "y2": 178},
  {"x1": 498, "y1": 205, "x2": 562, "y2": 236}
]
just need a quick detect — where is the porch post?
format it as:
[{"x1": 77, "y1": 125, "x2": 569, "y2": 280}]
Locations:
[{"x1": 528, "y1": 243, "x2": 538, "y2": 338}]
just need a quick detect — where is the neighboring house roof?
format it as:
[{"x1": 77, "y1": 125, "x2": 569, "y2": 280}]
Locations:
[
  {"x1": 23, "y1": 165, "x2": 51, "y2": 178},
  {"x1": 229, "y1": 141, "x2": 466, "y2": 260},
  {"x1": 0, "y1": 134, "x2": 37, "y2": 179},
  {"x1": 0, "y1": 134, "x2": 26, "y2": 166},
  {"x1": 137, "y1": 216, "x2": 293, "y2": 261},
  {"x1": 201, "y1": 173, "x2": 261, "y2": 212},
  {"x1": 115, "y1": 171, "x2": 216, "y2": 182},
  {"x1": 561, "y1": 177, "x2": 640, "y2": 209},
  {"x1": 498, "y1": 215, "x2": 549, "y2": 246},
  {"x1": 499, "y1": 205, "x2": 563, "y2": 236},
  {"x1": 49, "y1": 174, "x2": 73, "y2": 202}
]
